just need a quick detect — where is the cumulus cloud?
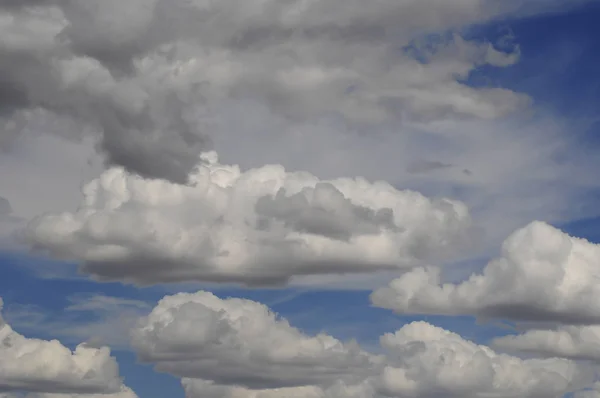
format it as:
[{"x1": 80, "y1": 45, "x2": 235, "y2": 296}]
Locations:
[
  {"x1": 371, "y1": 221, "x2": 600, "y2": 324},
  {"x1": 0, "y1": 0, "x2": 540, "y2": 182},
  {"x1": 493, "y1": 325, "x2": 600, "y2": 361},
  {"x1": 0, "y1": 298, "x2": 133, "y2": 395},
  {"x1": 134, "y1": 292, "x2": 592, "y2": 398},
  {"x1": 132, "y1": 291, "x2": 373, "y2": 388},
  {"x1": 25, "y1": 153, "x2": 472, "y2": 286}
]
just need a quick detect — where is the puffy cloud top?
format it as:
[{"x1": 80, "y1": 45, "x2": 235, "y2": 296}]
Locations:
[
  {"x1": 371, "y1": 221, "x2": 600, "y2": 324},
  {"x1": 26, "y1": 153, "x2": 472, "y2": 286},
  {"x1": 132, "y1": 291, "x2": 373, "y2": 389},
  {"x1": 134, "y1": 292, "x2": 591, "y2": 398}
]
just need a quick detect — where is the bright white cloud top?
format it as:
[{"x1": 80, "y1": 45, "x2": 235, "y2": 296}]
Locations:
[
  {"x1": 371, "y1": 221, "x2": 600, "y2": 324},
  {"x1": 0, "y1": 298, "x2": 135, "y2": 397},
  {"x1": 133, "y1": 291, "x2": 593, "y2": 398},
  {"x1": 26, "y1": 152, "x2": 471, "y2": 286}
]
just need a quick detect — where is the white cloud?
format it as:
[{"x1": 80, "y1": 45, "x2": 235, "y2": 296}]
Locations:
[
  {"x1": 371, "y1": 221, "x2": 600, "y2": 324},
  {"x1": 25, "y1": 152, "x2": 472, "y2": 286},
  {"x1": 134, "y1": 292, "x2": 592, "y2": 398},
  {"x1": 0, "y1": 298, "x2": 134, "y2": 396},
  {"x1": 493, "y1": 325, "x2": 600, "y2": 361},
  {"x1": 132, "y1": 291, "x2": 374, "y2": 388}
]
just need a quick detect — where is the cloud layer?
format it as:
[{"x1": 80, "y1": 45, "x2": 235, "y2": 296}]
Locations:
[
  {"x1": 0, "y1": 0, "x2": 535, "y2": 182},
  {"x1": 371, "y1": 221, "x2": 600, "y2": 324},
  {"x1": 493, "y1": 325, "x2": 600, "y2": 361},
  {"x1": 26, "y1": 152, "x2": 471, "y2": 286},
  {"x1": 133, "y1": 291, "x2": 593, "y2": 398},
  {"x1": 0, "y1": 298, "x2": 135, "y2": 396}
]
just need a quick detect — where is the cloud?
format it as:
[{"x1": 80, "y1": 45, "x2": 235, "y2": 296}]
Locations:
[
  {"x1": 25, "y1": 152, "x2": 472, "y2": 286},
  {"x1": 2, "y1": 1, "x2": 597, "y2": 265},
  {"x1": 132, "y1": 291, "x2": 373, "y2": 389},
  {"x1": 371, "y1": 221, "x2": 600, "y2": 324},
  {"x1": 0, "y1": 298, "x2": 134, "y2": 396},
  {"x1": 493, "y1": 325, "x2": 600, "y2": 361},
  {"x1": 4, "y1": 294, "x2": 150, "y2": 350},
  {"x1": 0, "y1": 0, "x2": 539, "y2": 182},
  {"x1": 133, "y1": 291, "x2": 593, "y2": 398},
  {"x1": 574, "y1": 383, "x2": 600, "y2": 398},
  {"x1": 0, "y1": 389, "x2": 138, "y2": 398}
]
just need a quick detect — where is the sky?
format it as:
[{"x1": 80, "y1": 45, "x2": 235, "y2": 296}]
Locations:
[{"x1": 1, "y1": 1, "x2": 600, "y2": 397}]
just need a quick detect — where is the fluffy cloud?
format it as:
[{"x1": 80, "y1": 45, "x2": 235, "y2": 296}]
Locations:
[
  {"x1": 0, "y1": 298, "x2": 133, "y2": 396},
  {"x1": 132, "y1": 291, "x2": 374, "y2": 388},
  {"x1": 370, "y1": 321, "x2": 589, "y2": 398},
  {"x1": 0, "y1": 0, "x2": 536, "y2": 182},
  {"x1": 493, "y1": 325, "x2": 600, "y2": 361},
  {"x1": 25, "y1": 153, "x2": 472, "y2": 286},
  {"x1": 371, "y1": 221, "x2": 600, "y2": 324},
  {"x1": 134, "y1": 292, "x2": 592, "y2": 398}
]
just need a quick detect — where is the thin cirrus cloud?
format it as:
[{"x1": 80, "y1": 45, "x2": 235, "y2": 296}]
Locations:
[
  {"x1": 132, "y1": 291, "x2": 594, "y2": 398},
  {"x1": 0, "y1": 298, "x2": 136, "y2": 397},
  {"x1": 371, "y1": 221, "x2": 600, "y2": 324},
  {"x1": 24, "y1": 152, "x2": 472, "y2": 286}
]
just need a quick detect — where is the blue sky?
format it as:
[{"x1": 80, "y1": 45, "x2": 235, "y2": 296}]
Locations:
[{"x1": 2, "y1": 2, "x2": 600, "y2": 398}]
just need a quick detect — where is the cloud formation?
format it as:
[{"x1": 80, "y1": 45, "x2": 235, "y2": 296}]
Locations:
[
  {"x1": 493, "y1": 325, "x2": 600, "y2": 361},
  {"x1": 26, "y1": 153, "x2": 472, "y2": 286},
  {"x1": 0, "y1": 298, "x2": 134, "y2": 396},
  {"x1": 134, "y1": 291, "x2": 592, "y2": 398},
  {"x1": 132, "y1": 291, "x2": 373, "y2": 388},
  {"x1": 0, "y1": 0, "x2": 534, "y2": 182},
  {"x1": 371, "y1": 221, "x2": 600, "y2": 324}
]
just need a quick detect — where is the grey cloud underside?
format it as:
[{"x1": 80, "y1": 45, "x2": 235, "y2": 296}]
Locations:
[{"x1": 78, "y1": 257, "x2": 403, "y2": 287}]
